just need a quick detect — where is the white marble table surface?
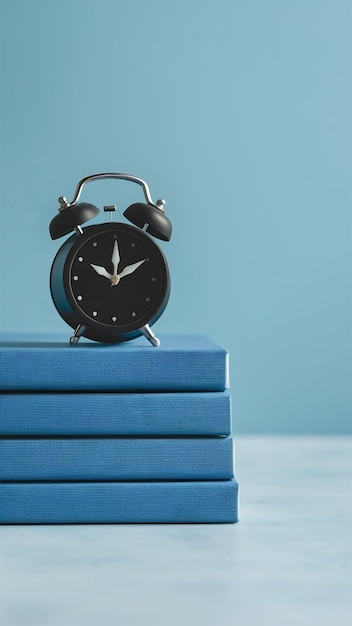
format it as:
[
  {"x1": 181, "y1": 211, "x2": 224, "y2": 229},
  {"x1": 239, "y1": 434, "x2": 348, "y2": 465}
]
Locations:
[{"x1": 1, "y1": 436, "x2": 351, "y2": 626}]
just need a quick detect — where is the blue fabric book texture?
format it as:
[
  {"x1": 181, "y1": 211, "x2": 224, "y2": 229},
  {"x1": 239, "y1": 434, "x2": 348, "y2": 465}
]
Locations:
[
  {"x1": 0, "y1": 334, "x2": 229, "y2": 391},
  {"x1": 0, "y1": 436, "x2": 234, "y2": 481},
  {"x1": 0, "y1": 391, "x2": 231, "y2": 436},
  {"x1": 0, "y1": 480, "x2": 238, "y2": 524},
  {"x1": 0, "y1": 333, "x2": 238, "y2": 524}
]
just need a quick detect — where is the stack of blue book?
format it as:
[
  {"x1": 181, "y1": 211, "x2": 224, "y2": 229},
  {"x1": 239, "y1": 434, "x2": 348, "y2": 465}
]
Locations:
[{"x1": 0, "y1": 334, "x2": 238, "y2": 523}]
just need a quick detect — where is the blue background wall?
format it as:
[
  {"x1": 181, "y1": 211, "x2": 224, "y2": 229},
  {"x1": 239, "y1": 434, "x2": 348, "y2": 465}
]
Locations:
[{"x1": 0, "y1": 0, "x2": 350, "y2": 433}]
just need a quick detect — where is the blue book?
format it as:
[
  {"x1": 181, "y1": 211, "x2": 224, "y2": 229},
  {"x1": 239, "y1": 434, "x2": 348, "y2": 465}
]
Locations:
[
  {"x1": 0, "y1": 334, "x2": 229, "y2": 391},
  {"x1": 0, "y1": 436, "x2": 234, "y2": 481},
  {"x1": 0, "y1": 480, "x2": 238, "y2": 524},
  {"x1": 0, "y1": 391, "x2": 231, "y2": 436}
]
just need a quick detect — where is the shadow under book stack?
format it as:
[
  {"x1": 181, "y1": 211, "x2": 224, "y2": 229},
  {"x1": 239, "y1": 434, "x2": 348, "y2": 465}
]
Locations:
[{"x1": 0, "y1": 335, "x2": 238, "y2": 524}]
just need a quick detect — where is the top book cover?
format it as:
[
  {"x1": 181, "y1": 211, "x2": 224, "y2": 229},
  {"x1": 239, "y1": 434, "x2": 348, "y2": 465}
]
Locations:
[{"x1": 0, "y1": 334, "x2": 229, "y2": 392}]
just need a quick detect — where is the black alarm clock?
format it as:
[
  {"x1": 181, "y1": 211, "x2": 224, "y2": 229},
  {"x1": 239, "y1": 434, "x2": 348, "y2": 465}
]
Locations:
[{"x1": 49, "y1": 173, "x2": 172, "y2": 346}]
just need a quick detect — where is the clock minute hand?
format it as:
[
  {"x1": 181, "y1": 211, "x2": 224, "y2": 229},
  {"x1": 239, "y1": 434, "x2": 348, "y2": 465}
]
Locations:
[
  {"x1": 90, "y1": 264, "x2": 112, "y2": 280},
  {"x1": 111, "y1": 240, "x2": 120, "y2": 276},
  {"x1": 119, "y1": 259, "x2": 146, "y2": 279}
]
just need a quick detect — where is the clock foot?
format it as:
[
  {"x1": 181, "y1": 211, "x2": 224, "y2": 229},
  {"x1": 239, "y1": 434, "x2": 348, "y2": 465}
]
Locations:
[
  {"x1": 141, "y1": 324, "x2": 160, "y2": 347},
  {"x1": 70, "y1": 324, "x2": 87, "y2": 346}
]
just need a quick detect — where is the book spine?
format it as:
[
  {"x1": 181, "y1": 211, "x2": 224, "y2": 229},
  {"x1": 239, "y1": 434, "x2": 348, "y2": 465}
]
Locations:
[
  {"x1": 0, "y1": 480, "x2": 238, "y2": 523},
  {"x1": 0, "y1": 437, "x2": 234, "y2": 481},
  {"x1": 0, "y1": 391, "x2": 232, "y2": 436},
  {"x1": 0, "y1": 343, "x2": 228, "y2": 391}
]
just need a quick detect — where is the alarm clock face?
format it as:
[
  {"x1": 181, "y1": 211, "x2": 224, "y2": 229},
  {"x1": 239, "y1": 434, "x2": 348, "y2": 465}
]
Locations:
[{"x1": 53, "y1": 223, "x2": 170, "y2": 340}]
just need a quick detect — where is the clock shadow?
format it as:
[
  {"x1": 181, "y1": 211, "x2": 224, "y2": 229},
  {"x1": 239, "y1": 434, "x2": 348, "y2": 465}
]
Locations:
[{"x1": 0, "y1": 337, "x2": 147, "y2": 349}]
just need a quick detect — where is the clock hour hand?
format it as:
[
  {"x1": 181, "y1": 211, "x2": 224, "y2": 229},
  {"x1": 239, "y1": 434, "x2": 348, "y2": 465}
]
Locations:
[
  {"x1": 90, "y1": 264, "x2": 112, "y2": 280},
  {"x1": 119, "y1": 259, "x2": 146, "y2": 279}
]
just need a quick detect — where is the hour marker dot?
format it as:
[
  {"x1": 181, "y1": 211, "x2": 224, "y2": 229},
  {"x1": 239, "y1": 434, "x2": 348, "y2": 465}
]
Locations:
[
  {"x1": 73, "y1": 275, "x2": 79, "y2": 281},
  {"x1": 93, "y1": 311, "x2": 98, "y2": 317},
  {"x1": 112, "y1": 316, "x2": 117, "y2": 322},
  {"x1": 77, "y1": 295, "x2": 83, "y2": 301},
  {"x1": 78, "y1": 257, "x2": 83, "y2": 262},
  {"x1": 93, "y1": 242, "x2": 98, "y2": 247},
  {"x1": 146, "y1": 297, "x2": 150, "y2": 302},
  {"x1": 131, "y1": 243, "x2": 136, "y2": 247},
  {"x1": 151, "y1": 277, "x2": 156, "y2": 282},
  {"x1": 131, "y1": 312, "x2": 136, "y2": 317}
]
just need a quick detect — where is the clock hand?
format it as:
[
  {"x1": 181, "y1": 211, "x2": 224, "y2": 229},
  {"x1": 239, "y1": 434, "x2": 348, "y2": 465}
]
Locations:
[
  {"x1": 90, "y1": 264, "x2": 112, "y2": 280},
  {"x1": 90, "y1": 258, "x2": 145, "y2": 287},
  {"x1": 111, "y1": 240, "x2": 120, "y2": 276},
  {"x1": 119, "y1": 259, "x2": 146, "y2": 279}
]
